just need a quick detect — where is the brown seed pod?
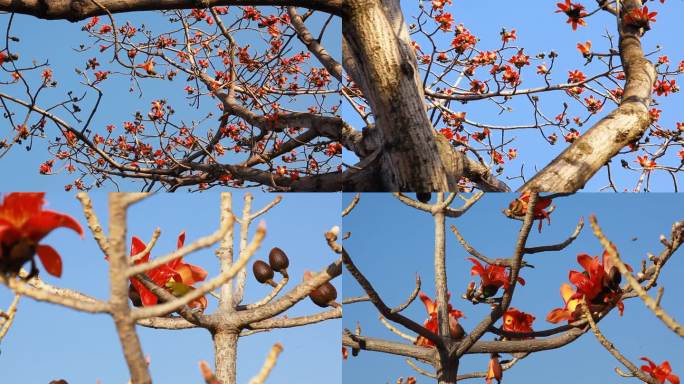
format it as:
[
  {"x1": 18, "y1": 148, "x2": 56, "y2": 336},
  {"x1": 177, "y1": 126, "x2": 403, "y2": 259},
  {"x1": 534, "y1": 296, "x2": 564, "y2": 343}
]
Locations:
[
  {"x1": 253, "y1": 260, "x2": 275, "y2": 285},
  {"x1": 309, "y1": 282, "x2": 338, "y2": 308},
  {"x1": 268, "y1": 247, "x2": 289, "y2": 275}
]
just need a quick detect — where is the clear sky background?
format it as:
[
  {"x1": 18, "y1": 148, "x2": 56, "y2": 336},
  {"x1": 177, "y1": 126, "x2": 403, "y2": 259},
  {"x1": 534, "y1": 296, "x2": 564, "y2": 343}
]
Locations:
[
  {"x1": 342, "y1": 0, "x2": 684, "y2": 192},
  {"x1": 342, "y1": 192, "x2": 684, "y2": 383},
  {"x1": 0, "y1": 7, "x2": 340, "y2": 192},
  {"x1": 0, "y1": 191, "x2": 341, "y2": 383}
]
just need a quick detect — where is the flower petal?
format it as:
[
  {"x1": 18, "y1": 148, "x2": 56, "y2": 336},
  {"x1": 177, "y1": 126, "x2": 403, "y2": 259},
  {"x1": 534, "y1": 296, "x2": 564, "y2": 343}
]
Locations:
[
  {"x1": 468, "y1": 258, "x2": 485, "y2": 277},
  {"x1": 130, "y1": 236, "x2": 149, "y2": 262},
  {"x1": 546, "y1": 308, "x2": 571, "y2": 323},
  {"x1": 560, "y1": 283, "x2": 575, "y2": 303},
  {"x1": 130, "y1": 279, "x2": 158, "y2": 306},
  {"x1": 0, "y1": 224, "x2": 20, "y2": 245},
  {"x1": 0, "y1": 193, "x2": 45, "y2": 226},
  {"x1": 35, "y1": 244, "x2": 62, "y2": 278},
  {"x1": 23, "y1": 210, "x2": 84, "y2": 242},
  {"x1": 419, "y1": 291, "x2": 436, "y2": 315},
  {"x1": 177, "y1": 231, "x2": 186, "y2": 249},
  {"x1": 576, "y1": 253, "x2": 594, "y2": 272}
]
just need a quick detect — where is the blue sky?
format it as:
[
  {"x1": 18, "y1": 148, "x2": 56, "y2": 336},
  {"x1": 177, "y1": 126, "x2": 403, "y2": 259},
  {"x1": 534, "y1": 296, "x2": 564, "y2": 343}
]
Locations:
[
  {"x1": 342, "y1": 0, "x2": 684, "y2": 191},
  {"x1": 0, "y1": 191, "x2": 342, "y2": 383},
  {"x1": 342, "y1": 192, "x2": 684, "y2": 383},
  {"x1": 0, "y1": 7, "x2": 340, "y2": 192}
]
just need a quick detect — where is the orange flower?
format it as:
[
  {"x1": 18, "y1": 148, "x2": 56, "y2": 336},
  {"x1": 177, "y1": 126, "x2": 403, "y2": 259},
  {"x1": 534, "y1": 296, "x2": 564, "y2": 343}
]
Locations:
[
  {"x1": 555, "y1": 0, "x2": 588, "y2": 30},
  {"x1": 640, "y1": 357, "x2": 680, "y2": 384},
  {"x1": 126, "y1": 232, "x2": 208, "y2": 311},
  {"x1": 507, "y1": 192, "x2": 553, "y2": 232},
  {"x1": 548, "y1": 247, "x2": 630, "y2": 323},
  {"x1": 653, "y1": 79, "x2": 677, "y2": 96},
  {"x1": 502, "y1": 307, "x2": 535, "y2": 336},
  {"x1": 414, "y1": 291, "x2": 464, "y2": 347},
  {"x1": 342, "y1": 346, "x2": 348, "y2": 360},
  {"x1": 624, "y1": 6, "x2": 657, "y2": 30},
  {"x1": 469, "y1": 258, "x2": 525, "y2": 297},
  {"x1": 0, "y1": 193, "x2": 83, "y2": 278},
  {"x1": 568, "y1": 69, "x2": 587, "y2": 83},
  {"x1": 136, "y1": 60, "x2": 156, "y2": 75},
  {"x1": 577, "y1": 40, "x2": 592, "y2": 57},
  {"x1": 637, "y1": 155, "x2": 656, "y2": 170},
  {"x1": 485, "y1": 353, "x2": 503, "y2": 384},
  {"x1": 546, "y1": 283, "x2": 582, "y2": 323}
]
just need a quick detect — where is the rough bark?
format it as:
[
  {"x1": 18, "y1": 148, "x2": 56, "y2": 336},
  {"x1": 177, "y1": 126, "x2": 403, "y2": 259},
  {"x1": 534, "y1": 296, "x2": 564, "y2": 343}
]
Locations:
[
  {"x1": 108, "y1": 194, "x2": 152, "y2": 384},
  {"x1": 213, "y1": 329, "x2": 240, "y2": 384},
  {"x1": 343, "y1": 0, "x2": 510, "y2": 192},
  {"x1": 0, "y1": 0, "x2": 343, "y2": 21},
  {"x1": 343, "y1": 0, "x2": 453, "y2": 192}
]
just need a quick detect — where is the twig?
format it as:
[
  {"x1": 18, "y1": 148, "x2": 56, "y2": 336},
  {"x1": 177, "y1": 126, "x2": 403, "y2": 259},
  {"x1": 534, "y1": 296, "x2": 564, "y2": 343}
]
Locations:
[{"x1": 248, "y1": 343, "x2": 284, "y2": 384}]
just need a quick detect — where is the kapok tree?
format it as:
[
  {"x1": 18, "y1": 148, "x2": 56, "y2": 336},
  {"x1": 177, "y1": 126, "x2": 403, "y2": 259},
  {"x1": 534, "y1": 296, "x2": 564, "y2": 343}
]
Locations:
[
  {"x1": 0, "y1": 192, "x2": 342, "y2": 383},
  {"x1": 342, "y1": 0, "x2": 684, "y2": 192},
  {"x1": 0, "y1": 2, "x2": 342, "y2": 191},
  {"x1": 341, "y1": 192, "x2": 683, "y2": 384}
]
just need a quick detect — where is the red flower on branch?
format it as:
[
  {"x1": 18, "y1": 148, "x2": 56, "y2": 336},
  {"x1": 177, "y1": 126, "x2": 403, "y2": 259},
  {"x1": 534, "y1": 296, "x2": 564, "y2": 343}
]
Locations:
[
  {"x1": 486, "y1": 353, "x2": 503, "y2": 384},
  {"x1": 127, "y1": 231, "x2": 208, "y2": 311},
  {"x1": 548, "y1": 247, "x2": 630, "y2": 323},
  {"x1": 637, "y1": 155, "x2": 657, "y2": 170},
  {"x1": 577, "y1": 40, "x2": 592, "y2": 57},
  {"x1": 502, "y1": 307, "x2": 535, "y2": 336},
  {"x1": 653, "y1": 79, "x2": 677, "y2": 96},
  {"x1": 414, "y1": 291, "x2": 464, "y2": 347},
  {"x1": 546, "y1": 283, "x2": 582, "y2": 323},
  {"x1": 623, "y1": 6, "x2": 657, "y2": 30},
  {"x1": 469, "y1": 258, "x2": 525, "y2": 297},
  {"x1": 555, "y1": 0, "x2": 588, "y2": 30},
  {"x1": 0, "y1": 193, "x2": 83, "y2": 278},
  {"x1": 507, "y1": 192, "x2": 553, "y2": 232},
  {"x1": 640, "y1": 357, "x2": 680, "y2": 384}
]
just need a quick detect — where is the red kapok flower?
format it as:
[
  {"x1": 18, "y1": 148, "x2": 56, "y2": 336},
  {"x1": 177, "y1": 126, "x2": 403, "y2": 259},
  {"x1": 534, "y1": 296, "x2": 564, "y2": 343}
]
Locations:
[
  {"x1": 502, "y1": 307, "x2": 535, "y2": 336},
  {"x1": 577, "y1": 41, "x2": 592, "y2": 56},
  {"x1": 640, "y1": 357, "x2": 680, "y2": 384},
  {"x1": 556, "y1": 0, "x2": 588, "y2": 30},
  {"x1": 136, "y1": 60, "x2": 156, "y2": 75},
  {"x1": 548, "y1": 246, "x2": 631, "y2": 323},
  {"x1": 469, "y1": 258, "x2": 525, "y2": 297},
  {"x1": 623, "y1": 6, "x2": 657, "y2": 30},
  {"x1": 637, "y1": 155, "x2": 657, "y2": 170},
  {"x1": 414, "y1": 291, "x2": 465, "y2": 347},
  {"x1": 508, "y1": 192, "x2": 553, "y2": 232},
  {"x1": 0, "y1": 192, "x2": 83, "y2": 277},
  {"x1": 127, "y1": 232, "x2": 208, "y2": 311},
  {"x1": 654, "y1": 79, "x2": 677, "y2": 97},
  {"x1": 486, "y1": 353, "x2": 503, "y2": 384},
  {"x1": 167, "y1": 231, "x2": 208, "y2": 286},
  {"x1": 546, "y1": 283, "x2": 582, "y2": 323}
]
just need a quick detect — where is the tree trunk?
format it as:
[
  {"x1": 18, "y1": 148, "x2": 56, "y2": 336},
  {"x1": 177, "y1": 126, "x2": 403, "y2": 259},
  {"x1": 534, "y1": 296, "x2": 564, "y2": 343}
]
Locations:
[
  {"x1": 343, "y1": 0, "x2": 510, "y2": 192},
  {"x1": 343, "y1": 0, "x2": 452, "y2": 192},
  {"x1": 213, "y1": 330, "x2": 240, "y2": 384}
]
